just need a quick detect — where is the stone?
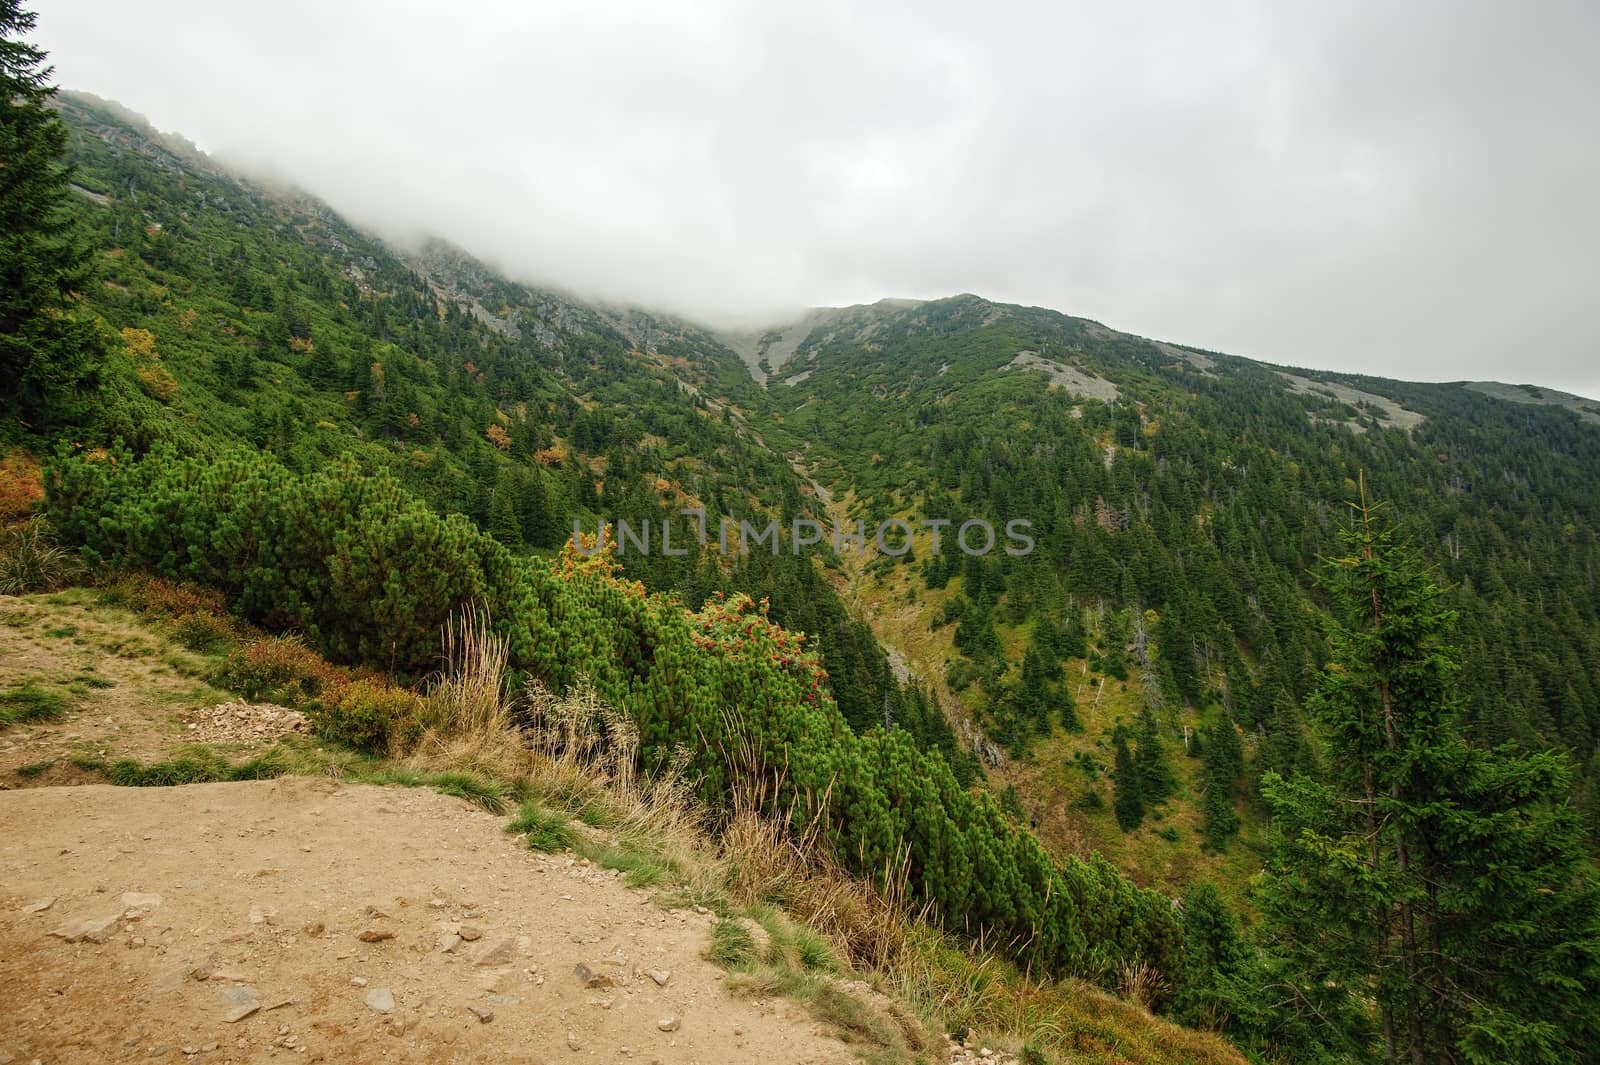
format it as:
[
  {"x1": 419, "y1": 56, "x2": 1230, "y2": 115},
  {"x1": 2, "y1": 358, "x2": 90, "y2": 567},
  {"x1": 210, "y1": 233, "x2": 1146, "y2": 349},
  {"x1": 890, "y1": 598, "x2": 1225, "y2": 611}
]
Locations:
[
  {"x1": 646, "y1": 969, "x2": 671, "y2": 987},
  {"x1": 457, "y1": 925, "x2": 483, "y2": 941},
  {"x1": 21, "y1": 897, "x2": 55, "y2": 914},
  {"x1": 218, "y1": 985, "x2": 261, "y2": 1023},
  {"x1": 437, "y1": 933, "x2": 464, "y2": 954},
  {"x1": 48, "y1": 911, "x2": 122, "y2": 944},
  {"x1": 350, "y1": 977, "x2": 368, "y2": 988},
  {"x1": 574, "y1": 963, "x2": 613, "y2": 989},
  {"x1": 358, "y1": 929, "x2": 395, "y2": 943},
  {"x1": 566, "y1": 1032, "x2": 583, "y2": 1051},
  {"x1": 301, "y1": 921, "x2": 325, "y2": 937},
  {"x1": 466, "y1": 1005, "x2": 494, "y2": 1024},
  {"x1": 657, "y1": 1015, "x2": 681, "y2": 1033},
  {"x1": 474, "y1": 938, "x2": 516, "y2": 966},
  {"x1": 476, "y1": 968, "x2": 515, "y2": 993},
  {"x1": 119, "y1": 892, "x2": 162, "y2": 911},
  {"x1": 363, "y1": 988, "x2": 396, "y2": 1014}
]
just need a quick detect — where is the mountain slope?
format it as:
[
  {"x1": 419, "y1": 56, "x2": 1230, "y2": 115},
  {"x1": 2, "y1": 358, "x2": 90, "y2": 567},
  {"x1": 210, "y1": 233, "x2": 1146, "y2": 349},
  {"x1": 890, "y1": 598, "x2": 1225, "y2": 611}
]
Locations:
[
  {"x1": 48, "y1": 90, "x2": 974, "y2": 764},
  {"x1": 731, "y1": 293, "x2": 1600, "y2": 886},
  {"x1": 51, "y1": 88, "x2": 1600, "y2": 890}
]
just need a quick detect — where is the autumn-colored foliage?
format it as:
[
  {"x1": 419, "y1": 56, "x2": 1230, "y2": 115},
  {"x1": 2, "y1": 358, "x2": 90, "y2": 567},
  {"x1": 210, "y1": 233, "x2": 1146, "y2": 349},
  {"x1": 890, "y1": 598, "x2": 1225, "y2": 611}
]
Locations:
[{"x1": 0, "y1": 450, "x2": 45, "y2": 522}]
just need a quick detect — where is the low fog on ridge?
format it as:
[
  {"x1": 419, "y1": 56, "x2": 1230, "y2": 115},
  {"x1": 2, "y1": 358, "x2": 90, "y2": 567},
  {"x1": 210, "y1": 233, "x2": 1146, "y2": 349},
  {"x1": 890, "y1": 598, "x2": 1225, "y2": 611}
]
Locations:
[{"x1": 37, "y1": 0, "x2": 1600, "y2": 397}]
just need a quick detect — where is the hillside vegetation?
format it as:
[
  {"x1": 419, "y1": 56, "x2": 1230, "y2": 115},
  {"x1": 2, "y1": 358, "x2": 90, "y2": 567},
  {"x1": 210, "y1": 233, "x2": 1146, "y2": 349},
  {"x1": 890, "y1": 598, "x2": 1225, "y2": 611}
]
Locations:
[{"x1": 3, "y1": 6, "x2": 1599, "y2": 1060}]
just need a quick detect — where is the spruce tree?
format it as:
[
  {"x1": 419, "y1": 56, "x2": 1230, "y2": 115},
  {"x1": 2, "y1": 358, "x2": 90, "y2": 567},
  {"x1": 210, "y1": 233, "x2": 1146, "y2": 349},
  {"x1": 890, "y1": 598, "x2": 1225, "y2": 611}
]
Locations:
[
  {"x1": 1173, "y1": 880, "x2": 1248, "y2": 1031},
  {"x1": 1200, "y1": 712, "x2": 1242, "y2": 851},
  {"x1": 1112, "y1": 729, "x2": 1145, "y2": 830},
  {"x1": 1253, "y1": 485, "x2": 1600, "y2": 1063},
  {"x1": 0, "y1": 0, "x2": 104, "y2": 427},
  {"x1": 1135, "y1": 704, "x2": 1175, "y2": 803}
]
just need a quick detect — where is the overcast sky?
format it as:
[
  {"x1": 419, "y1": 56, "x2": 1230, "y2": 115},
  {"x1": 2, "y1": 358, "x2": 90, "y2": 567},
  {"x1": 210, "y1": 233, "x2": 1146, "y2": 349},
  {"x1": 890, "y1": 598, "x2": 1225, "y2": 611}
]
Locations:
[{"x1": 35, "y1": 0, "x2": 1600, "y2": 397}]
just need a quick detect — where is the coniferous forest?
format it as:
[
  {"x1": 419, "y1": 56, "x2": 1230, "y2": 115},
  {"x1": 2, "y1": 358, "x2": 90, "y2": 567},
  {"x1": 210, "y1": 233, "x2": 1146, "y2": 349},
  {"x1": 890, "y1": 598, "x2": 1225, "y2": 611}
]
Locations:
[{"x1": 3, "y1": 3, "x2": 1598, "y2": 1061}]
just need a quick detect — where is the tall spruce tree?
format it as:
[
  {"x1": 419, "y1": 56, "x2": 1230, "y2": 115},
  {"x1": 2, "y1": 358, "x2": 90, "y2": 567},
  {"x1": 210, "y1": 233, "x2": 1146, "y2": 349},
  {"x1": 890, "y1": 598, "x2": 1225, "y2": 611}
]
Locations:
[
  {"x1": 1135, "y1": 704, "x2": 1175, "y2": 803},
  {"x1": 1, "y1": 0, "x2": 103, "y2": 428},
  {"x1": 1200, "y1": 712, "x2": 1243, "y2": 851},
  {"x1": 1112, "y1": 728, "x2": 1145, "y2": 830},
  {"x1": 1253, "y1": 484, "x2": 1600, "y2": 1063}
]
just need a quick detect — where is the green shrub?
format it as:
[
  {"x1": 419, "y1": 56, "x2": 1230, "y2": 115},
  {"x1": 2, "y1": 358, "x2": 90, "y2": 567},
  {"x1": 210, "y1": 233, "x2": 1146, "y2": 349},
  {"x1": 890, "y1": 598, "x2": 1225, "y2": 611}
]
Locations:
[
  {"x1": 218, "y1": 635, "x2": 339, "y2": 704},
  {"x1": 171, "y1": 610, "x2": 236, "y2": 653},
  {"x1": 97, "y1": 573, "x2": 229, "y2": 618},
  {"x1": 309, "y1": 678, "x2": 423, "y2": 754}
]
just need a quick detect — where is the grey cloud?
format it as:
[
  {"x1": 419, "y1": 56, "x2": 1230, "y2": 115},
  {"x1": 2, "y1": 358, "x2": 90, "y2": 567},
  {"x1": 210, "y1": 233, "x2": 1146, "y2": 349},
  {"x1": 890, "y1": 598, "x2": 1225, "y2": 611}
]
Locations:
[{"x1": 37, "y1": 0, "x2": 1600, "y2": 397}]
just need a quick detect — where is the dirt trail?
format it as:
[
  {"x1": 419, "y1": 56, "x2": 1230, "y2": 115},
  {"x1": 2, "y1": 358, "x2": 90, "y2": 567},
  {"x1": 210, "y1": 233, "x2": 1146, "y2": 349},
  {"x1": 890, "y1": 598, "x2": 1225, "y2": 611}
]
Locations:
[{"x1": 0, "y1": 779, "x2": 858, "y2": 1065}]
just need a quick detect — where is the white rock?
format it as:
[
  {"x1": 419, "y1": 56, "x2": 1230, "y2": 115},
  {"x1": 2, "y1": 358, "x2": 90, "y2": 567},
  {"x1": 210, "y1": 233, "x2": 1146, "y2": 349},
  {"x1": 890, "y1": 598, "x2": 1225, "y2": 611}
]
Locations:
[{"x1": 363, "y1": 988, "x2": 396, "y2": 1014}]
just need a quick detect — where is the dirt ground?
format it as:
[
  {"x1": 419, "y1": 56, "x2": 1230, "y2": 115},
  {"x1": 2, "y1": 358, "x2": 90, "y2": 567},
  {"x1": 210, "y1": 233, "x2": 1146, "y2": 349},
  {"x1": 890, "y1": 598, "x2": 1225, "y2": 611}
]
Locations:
[
  {"x1": 0, "y1": 778, "x2": 860, "y2": 1065},
  {"x1": 0, "y1": 591, "x2": 236, "y2": 785}
]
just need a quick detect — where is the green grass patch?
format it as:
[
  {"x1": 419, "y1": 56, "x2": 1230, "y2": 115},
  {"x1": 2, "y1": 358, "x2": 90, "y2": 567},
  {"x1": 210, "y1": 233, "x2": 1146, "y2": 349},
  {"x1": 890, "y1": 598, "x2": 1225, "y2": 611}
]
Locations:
[
  {"x1": 708, "y1": 917, "x2": 759, "y2": 970},
  {"x1": 417, "y1": 770, "x2": 517, "y2": 813},
  {"x1": 16, "y1": 759, "x2": 55, "y2": 778},
  {"x1": 577, "y1": 833, "x2": 678, "y2": 888},
  {"x1": 77, "y1": 744, "x2": 303, "y2": 786},
  {"x1": 66, "y1": 730, "x2": 523, "y2": 816},
  {"x1": 504, "y1": 798, "x2": 577, "y2": 851},
  {"x1": 0, "y1": 682, "x2": 70, "y2": 726},
  {"x1": 574, "y1": 796, "x2": 617, "y2": 828}
]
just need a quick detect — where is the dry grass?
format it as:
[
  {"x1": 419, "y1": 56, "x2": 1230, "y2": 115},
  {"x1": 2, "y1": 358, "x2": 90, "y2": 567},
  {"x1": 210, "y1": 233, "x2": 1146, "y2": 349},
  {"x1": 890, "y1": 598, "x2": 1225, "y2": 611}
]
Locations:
[
  {"x1": 405, "y1": 609, "x2": 523, "y2": 778},
  {"x1": 888, "y1": 930, "x2": 1245, "y2": 1064}
]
